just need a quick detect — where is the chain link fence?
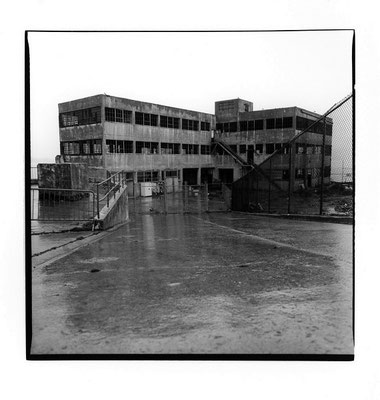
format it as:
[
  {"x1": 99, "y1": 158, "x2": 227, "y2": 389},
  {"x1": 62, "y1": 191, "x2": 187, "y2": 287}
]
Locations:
[{"x1": 231, "y1": 94, "x2": 353, "y2": 217}]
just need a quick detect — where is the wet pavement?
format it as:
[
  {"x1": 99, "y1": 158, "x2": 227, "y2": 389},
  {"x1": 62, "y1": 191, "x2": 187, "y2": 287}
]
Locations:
[{"x1": 31, "y1": 212, "x2": 353, "y2": 355}]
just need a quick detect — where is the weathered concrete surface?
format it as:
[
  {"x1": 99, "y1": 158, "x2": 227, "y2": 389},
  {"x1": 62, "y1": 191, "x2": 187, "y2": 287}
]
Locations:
[
  {"x1": 96, "y1": 185, "x2": 129, "y2": 230},
  {"x1": 31, "y1": 213, "x2": 353, "y2": 355}
]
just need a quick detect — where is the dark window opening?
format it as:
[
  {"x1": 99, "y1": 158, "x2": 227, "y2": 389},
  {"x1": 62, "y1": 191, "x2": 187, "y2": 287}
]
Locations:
[
  {"x1": 248, "y1": 120, "x2": 255, "y2": 131},
  {"x1": 230, "y1": 122, "x2": 237, "y2": 133},
  {"x1": 123, "y1": 110, "x2": 132, "y2": 123},
  {"x1": 283, "y1": 117, "x2": 293, "y2": 128},
  {"x1": 255, "y1": 119, "x2": 264, "y2": 130},
  {"x1": 239, "y1": 144, "x2": 246, "y2": 154},
  {"x1": 151, "y1": 114, "x2": 158, "y2": 127},
  {"x1": 60, "y1": 106, "x2": 102, "y2": 127},
  {"x1": 295, "y1": 168, "x2": 305, "y2": 179},
  {"x1": 229, "y1": 145, "x2": 237, "y2": 153},
  {"x1": 256, "y1": 144, "x2": 263, "y2": 154},
  {"x1": 135, "y1": 112, "x2": 144, "y2": 125},
  {"x1": 62, "y1": 140, "x2": 102, "y2": 155},
  {"x1": 266, "y1": 119, "x2": 275, "y2": 130},
  {"x1": 136, "y1": 141, "x2": 158, "y2": 154},
  {"x1": 201, "y1": 145, "x2": 210, "y2": 155},
  {"x1": 223, "y1": 122, "x2": 229, "y2": 133},
  {"x1": 115, "y1": 109, "x2": 123, "y2": 123},
  {"x1": 161, "y1": 142, "x2": 180, "y2": 155},
  {"x1": 137, "y1": 171, "x2": 159, "y2": 182},
  {"x1": 240, "y1": 121, "x2": 248, "y2": 132},
  {"x1": 282, "y1": 170, "x2": 289, "y2": 180},
  {"x1": 182, "y1": 144, "x2": 199, "y2": 155},
  {"x1": 275, "y1": 118, "x2": 283, "y2": 129}
]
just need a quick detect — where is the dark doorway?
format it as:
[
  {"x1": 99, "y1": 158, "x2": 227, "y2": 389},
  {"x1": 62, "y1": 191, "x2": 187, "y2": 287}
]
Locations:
[
  {"x1": 247, "y1": 146, "x2": 254, "y2": 164},
  {"x1": 219, "y1": 168, "x2": 234, "y2": 184},
  {"x1": 183, "y1": 168, "x2": 198, "y2": 185}
]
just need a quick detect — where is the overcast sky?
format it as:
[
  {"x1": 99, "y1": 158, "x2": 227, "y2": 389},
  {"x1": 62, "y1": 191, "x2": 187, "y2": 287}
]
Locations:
[{"x1": 29, "y1": 30, "x2": 353, "y2": 164}]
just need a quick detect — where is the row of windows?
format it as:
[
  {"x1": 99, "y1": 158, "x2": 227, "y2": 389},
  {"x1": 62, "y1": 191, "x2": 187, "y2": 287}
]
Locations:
[
  {"x1": 136, "y1": 170, "x2": 179, "y2": 182},
  {"x1": 216, "y1": 117, "x2": 293, "y2": 133},
  {"x1": 105, "y1": 107, "x2": 132, "y2": 123},
  {"x1": 104, "y1": 140, "x2": 210, "y2": 155},
  {"x1": 216, "y1": 143, "x2": 332, "y2": 156},
  {"x1": 296, "y1": 116, "x2": 333, "y2": 135},
  {"x1": 61, "y1": 106, "x2": 212, "y2": 131},
  {"x1": 59, "y1": 107, "x2": 101, "y2": 128},
  {"x1": 61, "y1": 140, "x2": 102, "y2": 155}
]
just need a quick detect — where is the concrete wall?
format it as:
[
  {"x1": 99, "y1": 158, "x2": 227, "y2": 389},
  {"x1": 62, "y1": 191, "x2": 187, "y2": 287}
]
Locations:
[
  {"x1": 97, "y1": 185, "x2": 129, "y2": 230},
  {"x1": 37, "y1": 163, "x2": 89, "y2": 190}
]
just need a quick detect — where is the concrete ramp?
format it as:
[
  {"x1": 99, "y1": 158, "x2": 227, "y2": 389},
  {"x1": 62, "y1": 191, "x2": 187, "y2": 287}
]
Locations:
[{"x1": 95, "y1": 185, "x2": 129, "y2": 230}]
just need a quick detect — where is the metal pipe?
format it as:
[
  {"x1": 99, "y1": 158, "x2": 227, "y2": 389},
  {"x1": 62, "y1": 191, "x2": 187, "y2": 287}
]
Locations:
[{"x1": 320, "y1": 118, "x2": 326, "y2": 215}]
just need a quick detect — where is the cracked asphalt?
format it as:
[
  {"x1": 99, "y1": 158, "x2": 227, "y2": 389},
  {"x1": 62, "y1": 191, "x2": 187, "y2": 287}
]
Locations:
[{"x1": 31, "y1": 212, "x2": 353, "y2": 355}]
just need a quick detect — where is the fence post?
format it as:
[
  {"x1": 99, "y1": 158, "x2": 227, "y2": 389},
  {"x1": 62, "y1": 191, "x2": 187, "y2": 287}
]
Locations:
[
  {"x1": 163, "y1": 181, "x2": 168, "y2": 214},
  {"x1": 268, "y1": 157, "x2": 272, "y2": 213},
  {"x1": 184, "y1": 181, "x2": 188, "y2": 213},
  {"x1": 205, "y1": 182, "x2": 209, "y2": 212},
  {"x1": 320, "y1": 117, "x2": 326, "y2": 215},
  {"x1": 97, "y1": 184, "x2": 100, "y2": 218},
  {"x1": 288, "y1": 144, "x2": 293, "y2": 214}
]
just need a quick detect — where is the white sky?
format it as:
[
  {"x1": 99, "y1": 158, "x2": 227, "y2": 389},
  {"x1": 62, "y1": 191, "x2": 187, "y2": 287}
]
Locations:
[{"x1": 29, "y1": 31, "x2": 353, "y2": 164}]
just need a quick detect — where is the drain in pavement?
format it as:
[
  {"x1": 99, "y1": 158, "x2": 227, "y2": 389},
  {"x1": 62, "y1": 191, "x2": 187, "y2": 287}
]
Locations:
[{"x1": 90, "y1": 269, "x2": 100, "y2": 273}]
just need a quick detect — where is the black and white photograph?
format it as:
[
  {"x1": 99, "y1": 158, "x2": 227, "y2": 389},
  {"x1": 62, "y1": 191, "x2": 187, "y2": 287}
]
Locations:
[{"x1": 27, "y1": 30, "x2": 354, "y2": 358}]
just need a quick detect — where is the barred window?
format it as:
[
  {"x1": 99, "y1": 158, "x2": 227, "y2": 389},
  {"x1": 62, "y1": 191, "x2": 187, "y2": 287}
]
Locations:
[
  {"x1": 115, "y1": 109, "x2": 123, "y2": 123},
  {"x1": 144, "y1": 113, "x2": 151, "y2": 125},
  {"x1": 105, "y1": 107, "x2": 115, "y2": 122}
]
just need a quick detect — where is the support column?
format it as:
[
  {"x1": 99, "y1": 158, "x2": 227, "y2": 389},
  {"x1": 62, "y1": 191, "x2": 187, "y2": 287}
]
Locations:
[{"x1": 197, "y1": 168, "x2": 201, "y2": 185}]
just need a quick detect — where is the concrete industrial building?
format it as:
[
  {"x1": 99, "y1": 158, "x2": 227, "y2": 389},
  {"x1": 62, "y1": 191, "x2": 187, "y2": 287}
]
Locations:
[{"x1": 58, "y1": 94, "x2": 332, "y2": 192}]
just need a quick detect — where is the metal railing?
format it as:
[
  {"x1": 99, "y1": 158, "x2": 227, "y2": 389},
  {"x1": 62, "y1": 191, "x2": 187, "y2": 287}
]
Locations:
[
  {"x1": 30, "y1": 188, "x2": 96, "y2": 221},
  {"x1": 95, "y1": 171, "x2": 128, "y2": 218}
]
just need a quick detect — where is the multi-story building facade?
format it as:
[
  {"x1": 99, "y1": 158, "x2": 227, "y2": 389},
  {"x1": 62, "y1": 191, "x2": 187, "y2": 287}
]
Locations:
[{"x1": 58, "y1": 94, "x2": 332, "y2": 191}]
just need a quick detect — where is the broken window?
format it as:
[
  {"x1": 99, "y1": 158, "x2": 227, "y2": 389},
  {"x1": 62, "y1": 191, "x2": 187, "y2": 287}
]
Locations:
[
  {"x1": 60, "y1": 107, "x2": 102, "y2": 127},
  {"x1": 93, "y1": 140, "x2": 102, "y2": 154},
  {"x1": 201, "y1": 121, "x2": 211, "y2": 131},
  {"x1": 160, "y1": 116, "x2": 168, "y2": 128},
  {"x1": 223, "y1": 122, "x2": 229, "y2": 133},
  {"x1": 239, "y1": 144, "x2": 246, "y2": 154},
  {"x1": 160, "y1": 143, "x2": 181, "y2": 155},
  {"x1": 256, "y1": 144, "x2": 263, "y2": 154},
  {"x1": 144, "y1": 113, "x2": 151, "y2": 125},
  {"x1": 248, "y1": 120, "x2": 255, "y2": 131},
  {"x1": 266, "y1": 119, "x2": 275, "y2": 130},
  {"x1": 123, "y1": 110, "x2": 132, "y2": 123},
  {"x1": 216, "y1": 123, "x2": 223, "y2": 132},
  {"x1": 275, "y1": 118, "x2": 283, "y2": 129},
  {"x1": 136, "y1": 141, "x2": 158, "y2": 154}
]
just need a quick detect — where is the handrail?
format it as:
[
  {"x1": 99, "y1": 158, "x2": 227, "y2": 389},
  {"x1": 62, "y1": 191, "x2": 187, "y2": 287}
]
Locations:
[{"x1": 95, "y1": 170, "x2": 128, "y2": 218}]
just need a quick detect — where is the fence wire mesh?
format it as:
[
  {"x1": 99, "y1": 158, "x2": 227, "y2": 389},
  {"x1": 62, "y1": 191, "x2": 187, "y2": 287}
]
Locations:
[{"x1": 231, "y1": 94, "x2": 353, "y2": 217}]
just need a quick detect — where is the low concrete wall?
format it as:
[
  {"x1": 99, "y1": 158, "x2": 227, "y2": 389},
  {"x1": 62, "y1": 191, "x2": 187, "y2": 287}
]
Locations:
[{"x1": 96, "y1": 185, "x2": 129, "y2": 230}]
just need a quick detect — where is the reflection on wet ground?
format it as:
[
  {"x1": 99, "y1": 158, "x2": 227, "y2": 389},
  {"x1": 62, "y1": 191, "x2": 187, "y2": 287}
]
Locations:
[{"x1": 31, "y1": 212, "x2": 353, "y2": 354}]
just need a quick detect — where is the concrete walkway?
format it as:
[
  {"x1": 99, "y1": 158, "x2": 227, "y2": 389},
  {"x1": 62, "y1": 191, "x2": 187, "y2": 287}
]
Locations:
[{"x1": 31, "y1": 212, "x2": 353, "y2": 355}]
